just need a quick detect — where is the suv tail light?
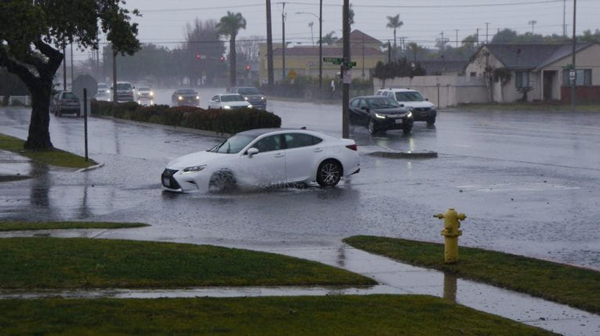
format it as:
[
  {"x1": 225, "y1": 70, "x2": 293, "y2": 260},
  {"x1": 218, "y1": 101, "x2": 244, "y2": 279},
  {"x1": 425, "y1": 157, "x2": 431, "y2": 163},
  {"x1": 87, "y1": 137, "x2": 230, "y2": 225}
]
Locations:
[{"x1": 346, "y1": 144, "x2": 358, "y2": 151}]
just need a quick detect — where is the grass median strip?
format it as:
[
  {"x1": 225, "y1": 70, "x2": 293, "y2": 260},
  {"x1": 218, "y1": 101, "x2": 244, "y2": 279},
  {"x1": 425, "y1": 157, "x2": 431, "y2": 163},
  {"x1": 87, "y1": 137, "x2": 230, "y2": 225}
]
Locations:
[
  {"x1": 344, "y1": 236, "x2": 600, "y2": 314},
  {"x1": 0, "y1": 295, "x2": 555, "y2": 335},
  {"x1": 0, "y1": 238, "x2": 375, "y2": 289},
  {"x1": 0, "y1": 133, "x2": 96, "y2": 169},
  {"x1": 0, "y1": 221, "x2": 148, "y2": 232}
]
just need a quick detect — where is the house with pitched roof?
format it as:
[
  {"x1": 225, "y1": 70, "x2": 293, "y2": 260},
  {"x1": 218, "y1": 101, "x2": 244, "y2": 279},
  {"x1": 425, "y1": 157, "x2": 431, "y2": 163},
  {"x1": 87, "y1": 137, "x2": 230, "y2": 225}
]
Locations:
[
  {"x1": 464, "y1": 43, "x2": 600, "y2": 102},
  {"x1": 259, "y1": 30, "x2": 384, "y2": 84}
]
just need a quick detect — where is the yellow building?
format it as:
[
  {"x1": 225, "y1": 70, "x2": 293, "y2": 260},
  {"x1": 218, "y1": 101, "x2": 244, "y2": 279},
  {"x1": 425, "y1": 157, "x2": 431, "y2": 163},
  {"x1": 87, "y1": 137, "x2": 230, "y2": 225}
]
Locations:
[{"x1": 259, "y1": 30, "x2": 384, "y2": 84}]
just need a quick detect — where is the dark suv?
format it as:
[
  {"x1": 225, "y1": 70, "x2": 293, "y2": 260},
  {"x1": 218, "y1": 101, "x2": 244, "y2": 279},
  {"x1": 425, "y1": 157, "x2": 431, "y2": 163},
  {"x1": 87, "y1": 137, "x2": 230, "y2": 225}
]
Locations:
[
  {"x1": 229, "y1": 87, "x2": 267, "y2": 110},
  {"x1": 349, "y1": 96, "x2": 413, "y2": 135}
]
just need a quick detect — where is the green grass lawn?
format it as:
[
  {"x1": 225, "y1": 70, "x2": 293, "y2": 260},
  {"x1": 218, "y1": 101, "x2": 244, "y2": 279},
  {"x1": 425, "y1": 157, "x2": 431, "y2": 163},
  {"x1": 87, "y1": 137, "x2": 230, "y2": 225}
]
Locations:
[
  {"x1": 0, "y1": 133, "x2": 96, "y2": 168},
  {"x1": 0, "y1": 295, "x2": 555, "y2": 336},
  {"x1": 0, "y1": 221, "x2": 148, "y2": 232},
  {"x1": 0, "y1": 238, "x2": 375, "y2": 289},
  {"x1": 344, "y1": 236, "x2": 600, "y2": 314}
]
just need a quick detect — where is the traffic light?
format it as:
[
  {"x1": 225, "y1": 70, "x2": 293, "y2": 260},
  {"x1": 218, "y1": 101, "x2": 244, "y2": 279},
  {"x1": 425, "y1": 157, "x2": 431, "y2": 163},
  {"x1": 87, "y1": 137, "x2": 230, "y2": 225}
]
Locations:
[
  {"x1": 196, "y1": 53, "x2": 202, "y2": 60},
  {"x1": 245, "y1": 65, "x2": 251, "y2": 71},
  {"x1": 219, "y1": 56, "x2": 226, "y2": 62}
]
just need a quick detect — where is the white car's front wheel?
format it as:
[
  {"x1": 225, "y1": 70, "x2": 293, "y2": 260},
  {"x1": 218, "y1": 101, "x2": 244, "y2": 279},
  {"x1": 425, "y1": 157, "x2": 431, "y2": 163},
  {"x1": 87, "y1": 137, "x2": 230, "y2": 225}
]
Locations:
[{"x1": 209, "y1": 170, "x2": 237, "y2": 192}]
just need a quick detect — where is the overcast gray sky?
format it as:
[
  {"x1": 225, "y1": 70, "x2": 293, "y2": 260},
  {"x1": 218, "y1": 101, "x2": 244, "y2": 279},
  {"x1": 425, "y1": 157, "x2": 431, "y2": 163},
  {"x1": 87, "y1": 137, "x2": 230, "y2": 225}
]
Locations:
[{"x1": 78, "y1": 0, "x2": 599, "y2": 61}]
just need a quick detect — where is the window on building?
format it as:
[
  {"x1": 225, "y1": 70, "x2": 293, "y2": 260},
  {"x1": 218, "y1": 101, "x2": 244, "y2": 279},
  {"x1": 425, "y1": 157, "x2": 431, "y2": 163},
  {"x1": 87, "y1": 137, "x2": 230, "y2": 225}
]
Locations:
[
  {"x1": 562, "y1": 69, "x2": 592, "y2": 86},
  {"x1": 515, "y1": 71, "x2": 530, "y2": 88}
]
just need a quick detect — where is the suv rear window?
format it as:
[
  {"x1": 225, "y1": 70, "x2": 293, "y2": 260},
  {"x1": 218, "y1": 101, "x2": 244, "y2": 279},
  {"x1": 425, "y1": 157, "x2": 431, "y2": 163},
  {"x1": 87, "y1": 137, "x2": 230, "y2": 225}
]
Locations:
[
  {"x1": 63, "y1": 92, "x2": 78, "y2": 99},
  {"x1": 395, "y1": 91, "x2": 425, "y2": 102}
]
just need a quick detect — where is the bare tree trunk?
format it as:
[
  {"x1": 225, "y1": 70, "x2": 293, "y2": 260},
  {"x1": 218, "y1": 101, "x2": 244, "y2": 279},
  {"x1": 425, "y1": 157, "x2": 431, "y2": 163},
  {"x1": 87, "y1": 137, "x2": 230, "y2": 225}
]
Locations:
[{"x1": 26, "y1": 81, "x2": 53, "y2": 149}]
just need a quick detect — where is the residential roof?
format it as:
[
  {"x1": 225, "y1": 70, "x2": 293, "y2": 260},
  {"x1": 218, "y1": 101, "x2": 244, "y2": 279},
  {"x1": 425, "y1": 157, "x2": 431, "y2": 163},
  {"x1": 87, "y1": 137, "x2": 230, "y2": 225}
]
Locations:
[
  {"x1": 272, "y1": 46, "x2": 382, "y2": 57},
  {"x1": 335, "y1": 30, "x2": 383, "y2": 46},
  {"x1": 473, "y1": 43, "x2": 595, "y2": 70}
]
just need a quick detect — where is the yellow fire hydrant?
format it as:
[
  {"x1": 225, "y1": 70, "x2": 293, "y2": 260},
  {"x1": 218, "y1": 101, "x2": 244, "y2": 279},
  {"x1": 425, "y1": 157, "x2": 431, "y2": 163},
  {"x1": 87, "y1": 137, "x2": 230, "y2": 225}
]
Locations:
[{"x1": 434, "y1": 208, "x2": 466, "y2": 264}]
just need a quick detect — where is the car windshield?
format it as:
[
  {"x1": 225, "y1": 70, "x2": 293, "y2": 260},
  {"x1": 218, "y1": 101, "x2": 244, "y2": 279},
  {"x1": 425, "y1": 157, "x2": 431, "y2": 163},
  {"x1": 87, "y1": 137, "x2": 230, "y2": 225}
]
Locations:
[
  {"x1": 178, "y1": 89, "x2": 196, "y2": 95},
  {"x1": 221, "y1": 94, "x2": 244, "y2": 102},
  {"x1": 238, "y1": 88, "x2": 260, "y2": 95},
  {"x1": 395, "y1": 91, "x2": 425, "y2": 102},
  {"x1": 98, "y1": 84, "x2": 108, "y2": 89},
  {"x1": 139, "y1": 87, "x2": 150, "y2": 91},
  {"x1": 116, "y1": 83, "x2": 132, "y2": 90},
  {"x1": 208, "y1": 134, "x2": 256, "y2": 154},
  {"x1": 366, "y1": 97, "x2": 401, "y2": 109},
  {"x1": 63, "y1": 92, "x2": 78, "y2": 99}
]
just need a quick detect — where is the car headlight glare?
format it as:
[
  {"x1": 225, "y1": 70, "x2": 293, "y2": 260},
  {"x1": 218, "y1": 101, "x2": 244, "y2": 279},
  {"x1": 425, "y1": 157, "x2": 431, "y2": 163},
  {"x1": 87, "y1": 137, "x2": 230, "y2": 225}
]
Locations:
[
  {"x1": 374, "y1": 113, "x2": 386, "y2": 119},
  {"x1": 150, "y1": 92, "x2": 154, "y2": 96},
  {"x1": 261, "y1": 96, "x2": 265, "y2": 100},
  {"x1": 223, "y1": 105, "x2": 231, "y2": 109},
  {"x1": 248, "y1": 104, "x2": 253, "y2": 108},
  {"x1": 244, "y1": 97, "x2": 249, "y2": 101},
  {"x1": 407, "y1": 112, "x2": 413, "y2": 118},
  {"x1": 178, "y1": 96, "x2": 183, "y2": 100},
  {"x1": 196, "y1": 96, "x2": 200, "y2": 100},
  {"x1": 183, "y1": 164, "x2": 206, "y2": 173}
]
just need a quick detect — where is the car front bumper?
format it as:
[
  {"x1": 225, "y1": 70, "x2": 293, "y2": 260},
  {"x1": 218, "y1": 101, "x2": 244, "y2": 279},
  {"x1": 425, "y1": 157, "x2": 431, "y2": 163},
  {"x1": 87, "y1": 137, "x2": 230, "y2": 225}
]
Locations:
[
  {"x1": 412, "y1": 108, "x2": 436, "y2": 121},
  {"x1": 161, "y1": 168, "x2": 207, "y2": 193},
  {"x1": 373, "y1": 117, "x2": 413, "y2": 130}
]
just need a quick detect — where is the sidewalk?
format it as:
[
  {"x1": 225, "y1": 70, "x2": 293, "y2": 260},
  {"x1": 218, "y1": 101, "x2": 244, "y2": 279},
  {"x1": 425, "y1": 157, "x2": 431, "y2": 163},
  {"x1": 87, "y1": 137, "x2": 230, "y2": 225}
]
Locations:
[{"x1": 1, "y1": 228, "x2": 599, "y2": 336}]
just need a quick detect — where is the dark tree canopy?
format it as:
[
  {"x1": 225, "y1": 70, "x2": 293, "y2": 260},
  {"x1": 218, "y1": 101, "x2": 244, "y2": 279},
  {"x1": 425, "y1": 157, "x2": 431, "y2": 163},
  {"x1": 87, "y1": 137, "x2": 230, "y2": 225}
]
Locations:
[{"x1": 0, "y1": 0, "x2": 140, "y2": 149}]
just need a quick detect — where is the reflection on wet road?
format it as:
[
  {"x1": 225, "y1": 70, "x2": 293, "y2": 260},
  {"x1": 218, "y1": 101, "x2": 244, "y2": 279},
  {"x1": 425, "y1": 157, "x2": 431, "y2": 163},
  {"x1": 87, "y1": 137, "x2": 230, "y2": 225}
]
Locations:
[{"x1": 1, "y1": 96, "x2": 600, "y2": 272}]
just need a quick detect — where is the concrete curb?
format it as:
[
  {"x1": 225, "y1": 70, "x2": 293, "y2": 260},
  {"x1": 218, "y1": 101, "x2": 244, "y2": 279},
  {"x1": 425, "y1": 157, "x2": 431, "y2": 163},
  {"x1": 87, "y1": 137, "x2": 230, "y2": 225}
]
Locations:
[
  {"x1": 92, "y1": 115, "x2": 230, "y2": 138},
  {"x1": 76, "y1": 163, "x2": 105, "y2": 173},
  {"x1": 367, "y1": 151, "x2": 438, "y2": 159}
]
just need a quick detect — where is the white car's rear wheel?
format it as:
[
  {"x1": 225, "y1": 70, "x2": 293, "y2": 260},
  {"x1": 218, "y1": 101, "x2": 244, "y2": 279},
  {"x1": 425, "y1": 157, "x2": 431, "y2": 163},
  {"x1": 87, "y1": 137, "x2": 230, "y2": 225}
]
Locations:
[{"x1": 317, "y1": 160, "x2": 342, "y2": 187}]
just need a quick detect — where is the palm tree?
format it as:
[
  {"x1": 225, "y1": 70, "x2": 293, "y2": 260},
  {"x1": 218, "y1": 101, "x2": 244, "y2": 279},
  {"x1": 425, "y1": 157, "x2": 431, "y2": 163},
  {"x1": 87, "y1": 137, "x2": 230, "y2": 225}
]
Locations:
[
  {"x1": 407, "y1": 42, "x2": 421, "y2": 62},
  {"x1": 386, "y1": 14, "x2": 403, "y2": 61},
  {"x1": 319, "y1": 31, "x2": 338, "y2": 45},
  {"x1": 217, "y1": 11, "x2": 247, "y2": 87}
]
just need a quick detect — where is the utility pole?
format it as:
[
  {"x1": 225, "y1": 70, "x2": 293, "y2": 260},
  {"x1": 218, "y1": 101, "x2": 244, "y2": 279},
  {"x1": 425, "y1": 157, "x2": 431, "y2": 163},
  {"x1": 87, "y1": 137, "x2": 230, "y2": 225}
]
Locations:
[
  {"x1": 571, "y1": 0, "x2": 577, "y2": 112},
  {"x1": 528, "y1": 20, "x2": 537, "y2": 34},
  {"x1": 563, "y1": 0, "x2": 567, "y2": 37},
  {"x1": 476, "y1": 29, "x2": 479, "y2": 46},
  {"x1": 362, "y1": 34, "x2": 365, "y2": 78},
  {"x1": 281, "y1": 2, "x2": 287, "y2": 82},
  {"x1": 388, "y1": 40, "x2": 392, "y2": 63},
  {"x1": 319, "y1": 0, "x2": 323, "y2": 89},
  {"x1": 342, "y1": 0, "x2": 350, "y2": 139},
  {"x1": 70, "y1": 43, "x2": 74, "y2": 86},
  {"x1": 62, "y1": 43, "x2": 67, "y2": 90},
  {"x1": 266, "y1": 0, "x2": 274, "y2": 86},
  {"x1": 485, "y1": 22, "x2": 490, "y2": 44},
  {"x1": 309, "y1": 22, "x2": 314, "y2": 45},
  {"x1": 455, "y1": 29, "x2": 459, "y2": 48},
  {"x1": 112, "y1": 47, "x2": 117, "y2": 103}
]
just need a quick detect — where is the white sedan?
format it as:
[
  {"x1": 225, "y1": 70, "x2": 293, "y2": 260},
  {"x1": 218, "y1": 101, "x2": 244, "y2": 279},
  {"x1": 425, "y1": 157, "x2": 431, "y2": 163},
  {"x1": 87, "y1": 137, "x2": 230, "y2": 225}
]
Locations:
[
  {"x1": 161, "y1": 129, "x2": 360, "y2": 193},
  {"x1": 208, "y1": 94, "x2": 253, "y2": 110}
]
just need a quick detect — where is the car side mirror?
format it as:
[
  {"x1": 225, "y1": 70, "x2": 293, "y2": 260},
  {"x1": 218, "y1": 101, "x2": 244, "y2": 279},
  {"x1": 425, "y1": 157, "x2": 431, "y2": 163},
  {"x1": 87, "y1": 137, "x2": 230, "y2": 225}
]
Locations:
[
  {"x1": 247, "y1": 147, "x2": 259, "y2": 158},
  {"x1": 425, "y1": 98, "x2": 429, "y2": 101},
  {"x1": 399, "y1": 104, "x2": 405, "y2": 107}
]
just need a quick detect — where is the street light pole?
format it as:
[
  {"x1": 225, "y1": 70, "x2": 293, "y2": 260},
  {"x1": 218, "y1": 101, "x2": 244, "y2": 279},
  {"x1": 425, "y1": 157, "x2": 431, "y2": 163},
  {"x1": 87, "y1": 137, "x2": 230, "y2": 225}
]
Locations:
[
  {"x1": 571, "y1": 0, "x2": 577, "y2": 112},
  {"x1": 342, "y1": 0, "x2": 350, "y2": 139}
]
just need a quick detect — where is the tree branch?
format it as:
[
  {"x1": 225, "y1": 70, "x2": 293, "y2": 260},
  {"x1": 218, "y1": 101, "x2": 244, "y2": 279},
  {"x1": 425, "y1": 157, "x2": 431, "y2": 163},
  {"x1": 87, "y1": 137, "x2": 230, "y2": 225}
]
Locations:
[{"x1": 0, "y1": 47, "x2": 38, "y2": 89}]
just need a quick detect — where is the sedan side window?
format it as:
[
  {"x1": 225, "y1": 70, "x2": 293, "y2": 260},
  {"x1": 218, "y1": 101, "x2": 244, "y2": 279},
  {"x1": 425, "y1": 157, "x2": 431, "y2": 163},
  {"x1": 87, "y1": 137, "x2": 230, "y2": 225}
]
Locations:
[
  {"x1": 359, "y1": 99, "x2": 368, "y2": 109},
  {"x1": 350, "y1": 99, "x2": 359, "y2": 108},
  {"x1": 284, "y1": 133, "x2": 317, "y2": 149},
  {"x1": 212, "y1": 95, "x2": 219, "y2": 102},
  {"x1": 254, "y1": 135, "x2": 282, "y2": 153}
]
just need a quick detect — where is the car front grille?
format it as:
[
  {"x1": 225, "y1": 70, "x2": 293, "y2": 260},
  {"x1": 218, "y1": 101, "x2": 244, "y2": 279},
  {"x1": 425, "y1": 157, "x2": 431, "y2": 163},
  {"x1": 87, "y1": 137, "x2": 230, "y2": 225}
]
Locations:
[
  {"x1": 413, "y1": 107, "x2": 430, "y2": 112},
  {"x1": 161, "y1": 169, "x2": 181, "y2": 189}
]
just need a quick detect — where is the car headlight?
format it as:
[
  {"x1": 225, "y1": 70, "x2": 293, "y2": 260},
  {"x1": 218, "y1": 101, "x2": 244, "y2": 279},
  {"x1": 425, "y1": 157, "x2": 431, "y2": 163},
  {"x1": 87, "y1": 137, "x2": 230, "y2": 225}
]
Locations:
[
  {"x1": 150, "y1": 92, "x2": 154, "y2": 96},
  {"x1": 248, "y1": 104, "x2": 253, "y2": 108},
  {"x1": 182, "y1": 165, "x2": 206, "y2": 173},
  {"x1": 196, "y1": 96, "x2": 200, "y2": 100},
  {"x1": 244, "y1": 97, "x2": 249, "y2": 101},
  {"x1": 261, "y1": 96, "x2": 265, "y2": 100},
  {"x1": 374, "y1": 113, "x2": 386, "y2": 119},
  {"x1": 223, "y1": 105, "x2": 231, "y2": 109},
  {"x1": 407, "y1": 112, "x2": 413, "y2": 118},
  {"x1": 178, "y1": 96, "x2": 183, "y2": 100}
]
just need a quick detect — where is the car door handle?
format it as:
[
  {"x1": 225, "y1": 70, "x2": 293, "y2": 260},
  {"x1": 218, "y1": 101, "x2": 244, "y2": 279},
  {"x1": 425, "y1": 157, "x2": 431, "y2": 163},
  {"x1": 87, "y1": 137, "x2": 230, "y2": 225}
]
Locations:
[
  {"x1": 313, "y1": 148, "x2": 323, "y2": 152},
  {"x1": 274, "y1": 153, "x2": 284, "y2": 158}
]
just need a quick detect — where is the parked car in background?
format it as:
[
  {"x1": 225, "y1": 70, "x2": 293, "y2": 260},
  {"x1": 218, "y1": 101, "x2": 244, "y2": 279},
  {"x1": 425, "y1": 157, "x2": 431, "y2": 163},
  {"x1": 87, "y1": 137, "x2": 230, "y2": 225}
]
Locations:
[
  {"x1": 229, "y1": 86, "x2": 267, "y2": 110},
  {"x1": 171, "y1": 88, "x2": 200, "y2": 106},
  {"x1": 137, "y1": 86, "x2": 154, "y2": 106},
  {"x1": 50, "y1": 91, "x2": 81, "y2": 117},
  {"x1": 95, "y1": 83, "x2": 111, "y2": 101},
  {"x1": 114, "y1": 81, "x2": 135, "y2": 102},
  {"x1": 161, "y1": 128, "x2": 360, "y2": 193},
  {"x1": 376, "y1": 88, "x2": 437, "y2": 125},
  {"x1": 349, "y1": 96, "x2": 413, "y2": 135},
  {"x1": 208, "y1": 94, "x2": 252, "y2": 110}
]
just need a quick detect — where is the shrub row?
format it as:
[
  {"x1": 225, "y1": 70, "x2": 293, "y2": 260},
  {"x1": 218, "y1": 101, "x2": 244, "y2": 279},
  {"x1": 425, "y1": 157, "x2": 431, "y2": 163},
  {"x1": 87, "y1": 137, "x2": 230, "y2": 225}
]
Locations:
[{"x1": 91, "y1": 101, "x2": 281, "y2": 135}]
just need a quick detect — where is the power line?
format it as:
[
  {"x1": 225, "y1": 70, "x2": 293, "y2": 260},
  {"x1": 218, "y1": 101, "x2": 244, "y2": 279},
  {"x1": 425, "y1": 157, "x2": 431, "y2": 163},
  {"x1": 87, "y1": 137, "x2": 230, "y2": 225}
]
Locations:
[{"x1": 278, "y1": 0, "x2": 566, "y2": 9}]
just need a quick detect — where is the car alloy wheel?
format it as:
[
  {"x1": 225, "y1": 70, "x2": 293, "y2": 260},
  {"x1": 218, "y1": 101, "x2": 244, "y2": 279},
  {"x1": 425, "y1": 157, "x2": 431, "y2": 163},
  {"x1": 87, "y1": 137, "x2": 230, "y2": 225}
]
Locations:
[
  {"x1": 209, "y1": 170, "x2": 237, "y2": 192},
  {"x1": 368, "y1": 119, "x2": 377, "y2": 135},
  {"x1": 427, "y1": 116, "x2": 436, "y2": 126},
  {"x1": 317, "y1": 160, "x2": 342, "y2": 187}
]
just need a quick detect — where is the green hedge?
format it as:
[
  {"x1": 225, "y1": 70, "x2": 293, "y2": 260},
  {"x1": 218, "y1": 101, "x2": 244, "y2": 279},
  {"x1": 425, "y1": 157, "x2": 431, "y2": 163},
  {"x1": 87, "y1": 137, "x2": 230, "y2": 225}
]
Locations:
[{"x1": 91, "y1": 101, "x2": 281, "y2": 134}]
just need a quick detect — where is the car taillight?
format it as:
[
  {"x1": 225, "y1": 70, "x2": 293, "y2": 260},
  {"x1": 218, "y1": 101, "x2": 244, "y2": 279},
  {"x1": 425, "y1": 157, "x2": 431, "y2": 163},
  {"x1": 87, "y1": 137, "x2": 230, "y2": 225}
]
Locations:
[{"x1": 346, "y1": 144, "x2": 358, "y2": 151}]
